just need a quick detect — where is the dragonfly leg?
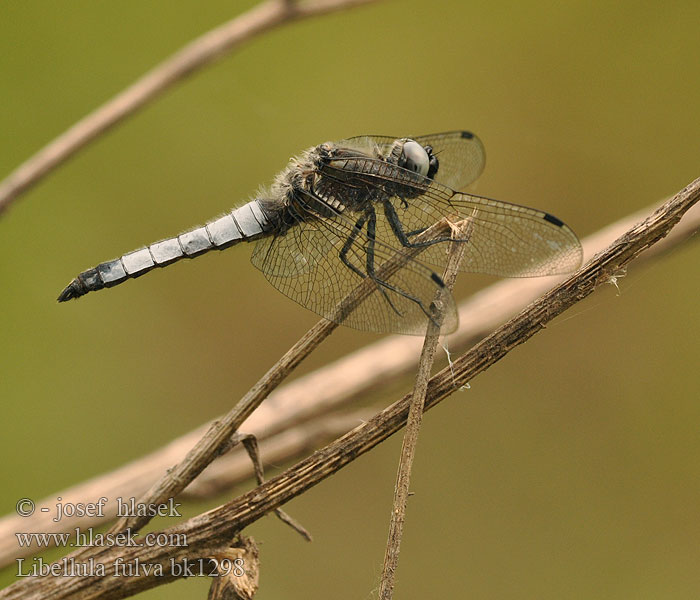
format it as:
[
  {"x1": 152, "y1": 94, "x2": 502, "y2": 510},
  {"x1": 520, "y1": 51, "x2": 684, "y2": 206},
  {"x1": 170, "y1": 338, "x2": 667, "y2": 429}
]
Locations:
[
  {"x1": 405, "y1": 226, "x2": 428, "y2": 237},
  {"x1": 365, "y1": 210, "x2": 441, "y2": 328},
  {"x1": 366, "y1": 210, "x2": 403, "y2": 317},
  {"x1": 339, "y1": 210, "x2": 441, "y2": 328},
  {"x1": 339, "y1": 211, "x2": 399, "y2": 313},
  {"x1": 383, "y1": 201, "x2": 455, "y2": 248},
  {"x1": 339, "y1": 212, "x2": 370, "y2": 280}
]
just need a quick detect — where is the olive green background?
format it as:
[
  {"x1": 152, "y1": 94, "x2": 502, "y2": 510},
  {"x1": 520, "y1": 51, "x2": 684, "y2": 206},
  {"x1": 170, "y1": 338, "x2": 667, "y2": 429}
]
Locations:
[{"x1": 1, "y1": 1, "x2": 699, "y2": 598}]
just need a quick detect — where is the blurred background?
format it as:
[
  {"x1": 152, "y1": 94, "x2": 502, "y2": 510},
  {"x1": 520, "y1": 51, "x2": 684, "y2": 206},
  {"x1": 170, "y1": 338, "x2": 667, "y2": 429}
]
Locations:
[{"x1": 1, "y1": 0, "x2": 699, "y2": 597}]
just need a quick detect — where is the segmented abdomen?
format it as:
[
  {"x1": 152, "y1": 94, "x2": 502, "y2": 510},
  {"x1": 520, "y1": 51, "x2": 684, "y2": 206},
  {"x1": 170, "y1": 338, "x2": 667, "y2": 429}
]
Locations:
[{"x1": 58, "y1": 200, "x2": 269, "y2": 301}]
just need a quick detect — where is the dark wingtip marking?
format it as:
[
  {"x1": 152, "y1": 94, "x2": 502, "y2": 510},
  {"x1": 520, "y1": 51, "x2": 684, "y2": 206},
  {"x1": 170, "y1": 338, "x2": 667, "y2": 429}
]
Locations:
[
  {"x1": 543, "y1": 212, "x2": 564, "y2": 227},
  {"x1": 460, "y1": 131, "x2": 474, "y2": 139},
  {"x1": 57, "y1": 280, "x2": 86, "y2": 302},
  {"x1": 431, "y1": 272, "x2": 446, "y2": 287}
]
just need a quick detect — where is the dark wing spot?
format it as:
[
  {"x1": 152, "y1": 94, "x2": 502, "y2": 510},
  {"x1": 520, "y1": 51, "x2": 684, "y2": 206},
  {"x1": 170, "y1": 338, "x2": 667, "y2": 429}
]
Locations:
[
  {"x1": 460, "y1": 131, "x2": 474, "y2": 139},
  {"x1": 543, "y1": 212, "x2": 564, "y2": 227},
  {"x1": 431, "y1": 272, "x2": 446, "y2": 287}
]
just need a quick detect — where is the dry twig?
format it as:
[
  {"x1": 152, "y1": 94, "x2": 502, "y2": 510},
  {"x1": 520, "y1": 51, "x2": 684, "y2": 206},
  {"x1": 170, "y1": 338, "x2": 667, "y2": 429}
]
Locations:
[{"x1": 379, "y1": 218, "x2": 472, "y2": 600}]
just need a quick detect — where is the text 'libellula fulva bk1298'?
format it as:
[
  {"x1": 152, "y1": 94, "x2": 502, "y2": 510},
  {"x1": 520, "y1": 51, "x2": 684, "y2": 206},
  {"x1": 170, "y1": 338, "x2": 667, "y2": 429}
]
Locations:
[{"x1": 59, "y1": 131, "x2": 583, "y2": 335}]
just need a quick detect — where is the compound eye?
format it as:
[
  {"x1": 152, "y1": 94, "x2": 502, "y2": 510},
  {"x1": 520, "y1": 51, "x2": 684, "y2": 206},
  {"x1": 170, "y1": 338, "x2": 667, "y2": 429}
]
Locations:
[{"x1": 400, "y1": 140, "x2": 430, "y2": 176}]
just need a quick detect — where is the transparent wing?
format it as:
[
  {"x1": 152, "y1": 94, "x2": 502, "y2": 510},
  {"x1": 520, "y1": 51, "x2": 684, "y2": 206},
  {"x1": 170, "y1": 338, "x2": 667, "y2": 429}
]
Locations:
[
  {"x1": 319, "y1": 156, "x2": 583, "y2": 278},
  {"x1": 250, "y1": 200, "x2": 457, "y2": 335},
  {"x1": 343, "y1": 131, "x2": 486, "y2": 190},
  {"x1": 251, "y1": 214, "x2": 336, "y2": 277}
]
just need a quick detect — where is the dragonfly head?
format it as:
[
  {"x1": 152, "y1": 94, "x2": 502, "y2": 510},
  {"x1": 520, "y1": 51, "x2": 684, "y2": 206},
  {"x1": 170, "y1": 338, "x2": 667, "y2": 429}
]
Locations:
[{"x1": 397, "y1": 139, "x2": 439, "y2": 180}]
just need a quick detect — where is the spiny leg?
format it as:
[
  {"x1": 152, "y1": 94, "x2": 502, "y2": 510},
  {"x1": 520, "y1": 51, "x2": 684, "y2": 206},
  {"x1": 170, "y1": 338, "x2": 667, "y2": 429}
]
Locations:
[
  {"x1": 383, "y1": 201, "x2": 456, "y2": 248},
  {"x1": 364, "y1": 210, "x2": 442, "y2": 327},
  {"x1": 339, "y1": 210, "x2": 442, "y2": 328},
  {"x1": 339, "y1": 212, "x2": 370, "y2": 280},
  {"x1": 340, "y1": 211, "x2": 401, "y2": 315},
  {"x1": 405, "y1": 225, "x2": 429, "y2": 237},
  {"x1": 366, "y1": 209, "x2": 404, "y2": 317}
]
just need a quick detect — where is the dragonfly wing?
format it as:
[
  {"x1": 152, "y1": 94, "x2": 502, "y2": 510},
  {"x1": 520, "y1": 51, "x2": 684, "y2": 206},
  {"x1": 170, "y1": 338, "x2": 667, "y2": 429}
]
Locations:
[
  {"x1": 250, "y1": 197, "x2": 457, "y2": 335},
  {"x1": 319, "y1": 155, "x2": 583, "y2": 277}
]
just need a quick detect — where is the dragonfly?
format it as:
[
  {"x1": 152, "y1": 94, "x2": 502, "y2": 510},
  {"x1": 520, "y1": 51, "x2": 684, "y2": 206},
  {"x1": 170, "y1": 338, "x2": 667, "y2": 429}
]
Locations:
[{"x1": 58, "y1": 131, "x2": 583, "y2": 335}]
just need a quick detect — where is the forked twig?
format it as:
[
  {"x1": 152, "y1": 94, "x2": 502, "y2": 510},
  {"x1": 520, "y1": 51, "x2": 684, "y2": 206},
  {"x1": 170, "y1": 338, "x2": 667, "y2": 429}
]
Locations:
[{"x1": 226, "y1": 433, "x2": 312, "y2": 541}]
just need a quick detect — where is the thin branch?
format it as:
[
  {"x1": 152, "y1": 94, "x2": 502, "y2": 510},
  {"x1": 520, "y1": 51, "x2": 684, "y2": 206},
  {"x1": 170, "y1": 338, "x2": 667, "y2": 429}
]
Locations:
[
  {"x1": 1, "y1": 197, "x2": 697, "y2": 568},
  {"x1": 228, "y1": 433, "x2": 312, "y2": 541},
  {"x1": 379, "y1": 219, "x2": 471, "y2": 600},
  {"x1": 3, "y1": 179, "x2": 697, "y2": 600},
  {"x1": 0, "y1": 0, "x2": 381, "y2": 215}
]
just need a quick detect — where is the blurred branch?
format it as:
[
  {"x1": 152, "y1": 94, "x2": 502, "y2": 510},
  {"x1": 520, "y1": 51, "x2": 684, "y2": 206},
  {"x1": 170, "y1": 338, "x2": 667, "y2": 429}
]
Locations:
[
  {"x1": 0, "y1": 0, "x2": 381, "y2": 215},
  {"x1": 1, "y1": 193, "x2": 697, "y2": 568},
  {"x1": 2, "y1": 179, "x2": 697, "y2": 599}
]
